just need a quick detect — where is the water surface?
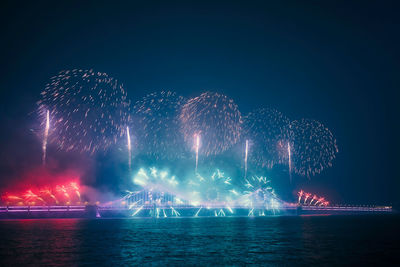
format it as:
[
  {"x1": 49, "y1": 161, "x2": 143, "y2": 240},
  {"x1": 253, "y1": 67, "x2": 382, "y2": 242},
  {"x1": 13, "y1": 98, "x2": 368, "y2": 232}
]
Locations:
[{"x1": 0, "y1": 215, "x2": 399, "y2": 266}]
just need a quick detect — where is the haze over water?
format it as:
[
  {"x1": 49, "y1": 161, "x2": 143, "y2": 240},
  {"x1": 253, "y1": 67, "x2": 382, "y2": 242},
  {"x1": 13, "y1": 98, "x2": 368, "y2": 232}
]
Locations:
[{"x1": 0, "y1": 215, "x2": 399, "y2": 266}]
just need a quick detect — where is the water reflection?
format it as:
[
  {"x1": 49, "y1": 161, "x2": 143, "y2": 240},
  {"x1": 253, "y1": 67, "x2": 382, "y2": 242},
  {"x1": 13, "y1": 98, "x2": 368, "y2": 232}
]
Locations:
[
  {"x1": 0, "y1": 215, "x2": 399, "y2": 265},
  {"x1": 0, "y1": 219, "x2": 81, "y2": 265}
]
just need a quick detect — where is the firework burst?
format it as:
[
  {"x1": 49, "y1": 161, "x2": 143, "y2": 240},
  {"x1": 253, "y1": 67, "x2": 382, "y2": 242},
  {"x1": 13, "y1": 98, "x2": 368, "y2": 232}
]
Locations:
[
  {"x1": 180, "y1": 92, "x2": 242, "y2": 156},
  {"x1": 290, "y1": 119, "x2": 338, "y2": 177},
  {"x1": 187, "y1": 169, "x2": 239, "y2": 206},
  {"x1": 238, "y1": 176, "x2": 282, "y2": 212},
  {"x1": 242, "y1": 107, "x2": 291, "y2": 169},
  {"x1": 37, "y1": 69, "x2": 131, "y2": 154},
  {"x1": 133, "y1": 91, "x2": 186, "y2": 159}
]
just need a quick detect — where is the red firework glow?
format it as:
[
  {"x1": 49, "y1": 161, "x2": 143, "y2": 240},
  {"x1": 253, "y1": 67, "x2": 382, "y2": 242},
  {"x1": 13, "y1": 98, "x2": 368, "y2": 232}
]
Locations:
[
  {"x1": 297, "y1": 190, "x2": 329, "y2": 206},
  {"x1": 1, "y1": 181, "x2": 82, "y2": 206},
  {"x1": 0, "y1": 168, "x2": 87, "y2": 205}
]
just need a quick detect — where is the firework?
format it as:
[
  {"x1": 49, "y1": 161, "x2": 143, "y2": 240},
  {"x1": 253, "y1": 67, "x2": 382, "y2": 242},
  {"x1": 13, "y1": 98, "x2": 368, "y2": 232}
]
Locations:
[
  {"x1": 56, "y1": 185, "x2": 71, "y2": 203},
  {"x1": 131, "y1": 205, "x2": 144, "y2": 217},
  {"x1": 187, "y1": 169, "x2": 238, "y2": 206},
  {"x1": 127, "y1": 167, "x2": 185, "y2": 218},
  {"x1": 290, "y1": 119, "x2": 338, "y2": 177},
  {"x1": 315, "y1": 197, "x2": 325, "y2": 206},
  {"x1": 24, "y1": 190, "x2": 45, "y2": 204},
  {"x1": 5, "y1": 195, "x2": 23, "y2": 202},
  {"x1": 298, "y1": 190, "x2": 304, "y2": 203},
  {"x1": 1, "y1": 181, "x2": 82, "y2": 206},
  {"x1": 133, "y1": 167, "x2": 180, "y2": 201},
  {"x1": 39, "y1": 189, "x2": 59, "y2": 204},
  {"x1": 296, "y1": 190, "x2": 329, "y2": 206},
  {"x1": 180, "y1": 92, "x2": 242, "y2": 156},
  {"x1": 194, "y1": 207, "x2": 202, "y2": 217},
  {"x1": 242, "y1": 108, "x2": 291, "y2": 169},
  {"x1": 309, "y1": 195, "x2": 317, "y2": 205},
  {"x1": 37, "y1": 69, "x2": 131, "y2": 154},
  {"x1": 304, "y1": 193, "x2": 311, "y2": 204},
  {"x1": 132, "y1": 91, "x2": 186, "y2": 159},
  {"x1": 239, "y1": 175, "x2": 282, "y2": 212},
  {"x1": 69, "y1": 182, "x2": 81, "y2": 201}
]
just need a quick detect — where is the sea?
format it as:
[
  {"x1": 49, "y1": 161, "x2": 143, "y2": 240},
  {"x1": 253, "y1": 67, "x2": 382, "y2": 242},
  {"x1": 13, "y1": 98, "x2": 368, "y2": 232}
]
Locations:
[{"x1": 0, "y1": 215, "x2": 399, "y2": 266}]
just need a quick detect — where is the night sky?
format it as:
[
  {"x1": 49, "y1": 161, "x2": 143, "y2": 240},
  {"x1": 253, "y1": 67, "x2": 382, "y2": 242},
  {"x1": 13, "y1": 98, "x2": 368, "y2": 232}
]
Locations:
[{"x1": 1, "y1": 1, "x2": 398, "y2": 206}]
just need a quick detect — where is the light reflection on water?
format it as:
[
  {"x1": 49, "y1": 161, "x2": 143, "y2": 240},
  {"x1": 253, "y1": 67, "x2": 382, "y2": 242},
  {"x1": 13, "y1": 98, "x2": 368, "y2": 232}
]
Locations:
[{"x1": 0, "y1": 215, "x2": 398, "y2": 266}]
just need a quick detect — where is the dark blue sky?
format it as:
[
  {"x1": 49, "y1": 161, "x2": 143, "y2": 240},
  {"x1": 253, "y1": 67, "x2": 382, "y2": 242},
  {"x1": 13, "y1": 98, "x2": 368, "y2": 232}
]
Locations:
[{"x1": 0, "y1": 1, "x2": 398, "y2": 205}]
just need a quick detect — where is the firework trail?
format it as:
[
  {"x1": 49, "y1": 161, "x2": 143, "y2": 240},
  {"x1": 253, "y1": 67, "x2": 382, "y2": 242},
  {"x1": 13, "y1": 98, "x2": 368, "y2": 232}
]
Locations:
[
  {"x1": 288, "y1": 142, "x2": 292, "y2": 182},
  {"x1": 127, "y1": 126, "x2": 132, "y2": 171},
  {"x1": 37, "y1": 69, "x2": 131, "y2": 154},
  {"x1": 6, "y1": 195, "x2": 23, "y2": 201},
  {"x1": 244, "y1": 140, "x2": 249, "y2": 178},
  {"x1": 42, "y1": 109, "x2": 50, "y2": 165},
  {"x1": 315, "y1": 197, "x2": 325, "y2": 206},
  {"x1": 195, "y1": 134, "x2": 200, "y2": 172},
  {"x1": 297, "y1": 190, "x2": 304, "y2": 203},
  {"x1": 309, "y1": 195, "x2": 317, "y2": 205},
  {"x1": 304, "y1": 193, "x2": 311, "y2": 204},
  {"x1": 180, "y1": 92, "x2": 242, "y2": 156}
]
